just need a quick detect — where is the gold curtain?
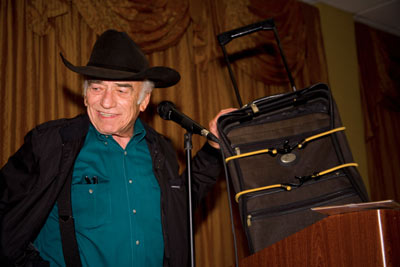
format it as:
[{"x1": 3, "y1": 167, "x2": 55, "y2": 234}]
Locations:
[
  {"x1": 70, "y1": 0, "x2": 190, "y2": 52},
  {"x1": 355, "y1": 23, "x2": 400, "y2": 203},
  {"x1": 0, "y1": 0, "x2": 328, "y2": 266}
]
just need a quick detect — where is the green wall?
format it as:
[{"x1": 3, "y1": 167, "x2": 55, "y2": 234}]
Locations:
[{"x1": 315, "y1": 3, "x2": 370, "y2": 195}]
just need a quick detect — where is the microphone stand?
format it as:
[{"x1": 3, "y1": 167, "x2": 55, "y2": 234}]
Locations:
[{"x1": 184, "y1": 132, "x2": 195, "y2": 267}]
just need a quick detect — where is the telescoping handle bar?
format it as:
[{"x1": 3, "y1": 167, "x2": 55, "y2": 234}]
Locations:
[{"x1": 217, "y1": 18, "x2": 297, "y2": 107}]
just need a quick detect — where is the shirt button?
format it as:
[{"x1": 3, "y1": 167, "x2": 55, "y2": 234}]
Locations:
[
  {"x1": 124, "y1": 151, "x2": 127, "y2": 156},
  {"x1": 104, "y1": 141, "x2": 108, "y2": 145},
  {"x1": 128, "y1": 179, "x2": 133, "y2": 184},
  {"x1": 136, "y1": 240, "x2": 140, "y2": 245},
  {"x1": 133, "y1": 209, "x2": 137, "y2": 214},
  {"x1": 89, "y1": 189, "x2": 93, "y2": 194}
]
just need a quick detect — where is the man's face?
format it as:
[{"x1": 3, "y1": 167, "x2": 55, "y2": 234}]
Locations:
[{"x1": 85, "y1": 80, "x2": 150, "y2": 138}]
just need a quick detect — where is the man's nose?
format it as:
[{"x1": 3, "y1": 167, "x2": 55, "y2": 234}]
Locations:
[{"x1": 100, "y1": 89, "x2": 115, "y2": 108}]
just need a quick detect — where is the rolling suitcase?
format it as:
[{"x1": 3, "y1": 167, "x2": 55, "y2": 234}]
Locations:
[{"x1": 216, "y1": 19, "x2": 369, "y2": 253}]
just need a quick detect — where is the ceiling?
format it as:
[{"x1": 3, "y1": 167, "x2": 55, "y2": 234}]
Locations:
[{"x1": 302, "y1": 0, "x2": 400, "y2": 36}]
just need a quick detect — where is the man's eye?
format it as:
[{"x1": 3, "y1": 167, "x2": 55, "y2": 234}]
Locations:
[
  {"x1": 90, "y1": 86, "x2": 103, "y2": 92},
  {"x1": 118, "y1": 88, "x2": 131, "y2": 94}
]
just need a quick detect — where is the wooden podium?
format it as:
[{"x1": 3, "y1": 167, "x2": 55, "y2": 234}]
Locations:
[{"x1": 239, "y1": 203, "x2": 400, "y2": 267}]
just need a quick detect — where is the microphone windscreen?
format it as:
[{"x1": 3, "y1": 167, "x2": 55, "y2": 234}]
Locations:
[{"x1": 157, "y1": 101, "x2": 175, "y2": 120}]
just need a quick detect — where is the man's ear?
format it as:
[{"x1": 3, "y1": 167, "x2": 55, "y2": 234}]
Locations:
[
  {"x1": 84, "y1": 96, "x2": 88, "y2": 107},
  {"x1": 139, "y1": 93, "x2": 151, "y2": 112}
]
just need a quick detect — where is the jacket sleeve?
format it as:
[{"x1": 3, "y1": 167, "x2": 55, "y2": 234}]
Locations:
[
  {"x1": 0, "y1": 130, "x2": 37, "y2": 264},
  {"x1": 1, "y1": 130, "x2": 38, "y2": 211},
  {"x1": 186, "y1": 142, "x2": 223, "y2": 208},
  {"x1": 0, "y1": 130, "x2": 51, "y2": 266}
]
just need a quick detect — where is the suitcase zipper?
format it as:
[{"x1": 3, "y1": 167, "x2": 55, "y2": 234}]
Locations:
[
  {"x1": 236, "y1": 169, "x2": 348, "y2": 203},
  {"x1": 231, "y1": 126, "x2": 331, "y2": 156},
  {"x1": 247, "y1": 214, "x2": 252, "y2": 227},
  {"x1": 246, "y1": 188, "x2": 356, "y2": 227}
]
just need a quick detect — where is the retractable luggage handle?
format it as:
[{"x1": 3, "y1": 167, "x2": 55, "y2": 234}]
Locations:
[{"x1": 217, "y1": 18, "x2": 297, "y2": 107}]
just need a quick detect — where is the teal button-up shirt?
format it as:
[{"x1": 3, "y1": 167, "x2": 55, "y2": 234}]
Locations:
[{"x1": 34, "y1": 119, "x2": 164, "y2": 266}]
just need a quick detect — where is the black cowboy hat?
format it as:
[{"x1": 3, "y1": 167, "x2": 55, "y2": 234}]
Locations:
[{"x1": 60, "y1": 29, "x2": 180, "y2": 88}]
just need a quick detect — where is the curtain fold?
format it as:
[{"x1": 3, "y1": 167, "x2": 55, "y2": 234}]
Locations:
[
  {"x1": 72, "y1": 0, "x2": 190, "y2": 52},
  {"x1": 355, "y1": 22, "x2": 400, "y2": 203},
  {"x1": 1, "y1": 0, "x2": 328, "y2": 266}
]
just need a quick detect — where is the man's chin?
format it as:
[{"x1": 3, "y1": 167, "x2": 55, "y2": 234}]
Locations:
[{"x1": 92, "y1": 124, "x2": 116, "y2": 135}]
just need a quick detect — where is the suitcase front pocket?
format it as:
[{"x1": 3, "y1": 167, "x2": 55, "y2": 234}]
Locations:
[{"x1": 244, "y1": 187, "x2": 361, "y2": 252}]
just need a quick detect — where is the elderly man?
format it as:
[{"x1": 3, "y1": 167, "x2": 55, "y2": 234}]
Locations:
[{"x1": 0, "y1": 30, "x2": 231, "y2": 267}]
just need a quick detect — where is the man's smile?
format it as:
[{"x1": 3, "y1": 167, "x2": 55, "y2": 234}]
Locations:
[{"x1": 98, "y1": 111, "x2": 118, "y2": 118}]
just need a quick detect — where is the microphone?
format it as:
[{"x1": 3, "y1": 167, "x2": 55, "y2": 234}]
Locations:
[{"x1": 157, "y1": 101, "x2": 219, "y2": 143}]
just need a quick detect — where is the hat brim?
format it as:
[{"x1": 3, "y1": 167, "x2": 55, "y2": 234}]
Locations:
[{"x1": 60, "y1": 53, "x2": 180, "y2": 88}]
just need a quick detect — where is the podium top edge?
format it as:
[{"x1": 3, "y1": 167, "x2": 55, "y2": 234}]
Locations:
[{"x1": 311, "y1": 200, "x2": 400, "y2": 216}]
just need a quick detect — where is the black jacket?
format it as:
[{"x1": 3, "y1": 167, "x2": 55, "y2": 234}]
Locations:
[{"x1": 0, "y1": 114, "x2": 222, "y2": 266}]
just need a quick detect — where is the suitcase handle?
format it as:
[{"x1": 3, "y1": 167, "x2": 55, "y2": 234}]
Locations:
[
  {"x1": 217, "y1": 18, "x2": 297, "y2": 107},
  {"x1": 217, "y1": 19, "x2": 275, "y2": 46}
]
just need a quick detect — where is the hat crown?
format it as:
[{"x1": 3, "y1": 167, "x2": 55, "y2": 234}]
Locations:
[{"x1": 87, "y1": 30, "x2": 149, "y2": 73}]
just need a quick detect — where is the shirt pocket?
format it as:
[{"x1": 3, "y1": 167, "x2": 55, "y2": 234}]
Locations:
[{"x1": 71, "y1": 183, "x2": 112, "y2": 229}]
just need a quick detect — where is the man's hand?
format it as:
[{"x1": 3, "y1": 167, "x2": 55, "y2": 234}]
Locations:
[{"x1": 208, "y1": 108, "x2": 237, "y2": 149}]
